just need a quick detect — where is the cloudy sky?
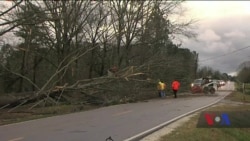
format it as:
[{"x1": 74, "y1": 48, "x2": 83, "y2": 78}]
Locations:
[{"x1": 181, "y1": 1, "x2": 250, "y2": 76}]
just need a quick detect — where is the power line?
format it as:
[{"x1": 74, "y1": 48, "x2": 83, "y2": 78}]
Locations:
[{"x1": 200, "y1": 45, "x2": 250, "y2": 62}]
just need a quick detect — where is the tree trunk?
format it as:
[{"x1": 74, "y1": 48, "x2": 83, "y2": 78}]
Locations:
[
  {"x1": 32, "y1": 55, "x2": 37, "y2": 91},
  {"x1": 19, "y1": 51, "x2": 26, "y2": 92},
  {"x1": 88, "y1": 46, "x2": 95, "y2": 79},
  {"x1": 99, "y1": 42, "x2": 107, "y2": 76}
]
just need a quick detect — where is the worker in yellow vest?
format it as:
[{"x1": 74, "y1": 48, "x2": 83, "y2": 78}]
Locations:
[{"x1": 157, "y1": 80, "x2": 166, "y2": 98}]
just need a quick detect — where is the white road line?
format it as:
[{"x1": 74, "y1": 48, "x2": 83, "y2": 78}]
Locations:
[{"x1": 124, "y1": 93, "x2": 230, "y2": 141}]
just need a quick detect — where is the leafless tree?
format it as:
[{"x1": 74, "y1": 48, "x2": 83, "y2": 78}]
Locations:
[
  {"x1": 0, "y1": 0, "x2": 23, "y2": 36},
  {"x1": 40, "y1": 1, "x2": 100, "y2": 85},
  {"x1": 83, "y1": 2, "x2": 110, "y2": 78}
]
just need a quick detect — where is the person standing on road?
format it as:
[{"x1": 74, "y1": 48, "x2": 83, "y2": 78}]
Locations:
[
  {"x1": 157, "y1": 80, "x2": 166, "y2": 98},
  {"x1": 172, "y1": 79, "x2": 180, "y2": 98}
]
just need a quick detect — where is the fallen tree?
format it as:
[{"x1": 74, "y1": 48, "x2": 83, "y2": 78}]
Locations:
[{"x1": 1, "y1": 65, "x2": 156, "y2": 112}]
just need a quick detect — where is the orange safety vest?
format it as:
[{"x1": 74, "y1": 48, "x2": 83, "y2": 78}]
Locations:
[{"x1": 172, "y1": 81, "x2": 180, "y2": 90}]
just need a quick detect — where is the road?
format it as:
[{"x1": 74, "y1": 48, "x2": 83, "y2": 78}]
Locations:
[{"x1": 0, "y1": 82, "x2": 234, "y2": 141}]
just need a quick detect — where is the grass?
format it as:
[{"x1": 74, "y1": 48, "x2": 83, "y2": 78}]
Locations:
[
  {"x1": 225, "y1": 91, "x2": 250, "y2": 103},
  {"x1": 235, "y1": 83, "x2": 250, "y2": 94},
  {"x1": 160, "y1": 91, "x2": 250, "y2": 141}
]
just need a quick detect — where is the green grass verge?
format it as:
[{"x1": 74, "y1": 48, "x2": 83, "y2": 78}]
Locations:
[
  {"x1": 160, "y1": 91, "x2": 250, "y2": 141},
  {"x1": 225, "y1": 91, "x2": 250, "y2": 103},
  {"x1": 235, "y1": 83, "x2": 250, "y2": 94}
]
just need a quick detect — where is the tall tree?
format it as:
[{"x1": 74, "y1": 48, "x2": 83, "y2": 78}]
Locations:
[
  {"x1": 109, "y1": 1, "x2": 146, "y2": 67},
  {"x1": 42, "y1": 1, "x2": 100, "y2": 85},
  {"x1": 11, "y1": 1, "x2": 48, "y2": 92},
  {"x1": 84, "y1": 2, "x2": 110, "y2": 78}
]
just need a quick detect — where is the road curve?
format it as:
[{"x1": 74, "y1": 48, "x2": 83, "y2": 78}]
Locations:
[{"x1": 0, "y1": 83, "x2": 234, "y2": 141}]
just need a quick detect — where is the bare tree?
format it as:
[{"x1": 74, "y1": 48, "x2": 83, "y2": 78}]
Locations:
[
  {"x1": 0, "y1": 0, "x2": 23, "y2": 36},
  {"x1": 83, "y1": 2, "x2": 110, "y2": 78},
  {"x1": 41, "y1": 1, "x2": 100, "y2": 84},
  {"x1": 109, "y1": 1, "x2": 148, "y2": 67},
  {"x1": 97, "y1": 13, "x2": 116, "y2": 76}
]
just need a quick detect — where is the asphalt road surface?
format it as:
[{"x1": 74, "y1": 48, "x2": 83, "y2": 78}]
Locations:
[{"x1": 0, "y1": 82, "x2": 234, "y2": 141}]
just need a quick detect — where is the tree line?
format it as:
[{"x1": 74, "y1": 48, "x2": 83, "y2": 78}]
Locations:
[{"x1": 0, "y1": 1, "x2": 199, "y2": 99}]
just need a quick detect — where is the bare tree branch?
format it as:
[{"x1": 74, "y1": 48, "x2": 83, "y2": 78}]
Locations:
[{"x1": 0, "y1": 0, "x2": 23, "y2": 17}]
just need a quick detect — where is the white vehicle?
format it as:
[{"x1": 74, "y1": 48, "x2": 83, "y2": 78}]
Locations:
[{"x1": 191, "y1": 77, "x2": 216, "y2": 94}]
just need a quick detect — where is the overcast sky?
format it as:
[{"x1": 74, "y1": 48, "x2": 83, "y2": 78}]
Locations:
[{"x1": 181, "y1": 1, "x2": 250, "y2": 76}]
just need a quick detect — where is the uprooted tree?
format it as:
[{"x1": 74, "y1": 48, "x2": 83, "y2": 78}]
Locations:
[{"x1": 0, "y1": 1, "x2": 198, "y2": 111}]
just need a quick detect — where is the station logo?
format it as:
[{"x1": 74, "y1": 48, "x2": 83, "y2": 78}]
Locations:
[
  {"x1": 197, "y1": 111, "x2": 250, "y2": 128},
  {"x1": 204, "y1": 113, "x2": 230, "y2": 126}
]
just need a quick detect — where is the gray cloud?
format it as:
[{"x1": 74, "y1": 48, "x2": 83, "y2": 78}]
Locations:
[
  {"x1": 224, "y1": 30, "x2": 246, "y2": 38},
  {"x1": 182, "y1": 15, "x2": 250, "y2": 75}
]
